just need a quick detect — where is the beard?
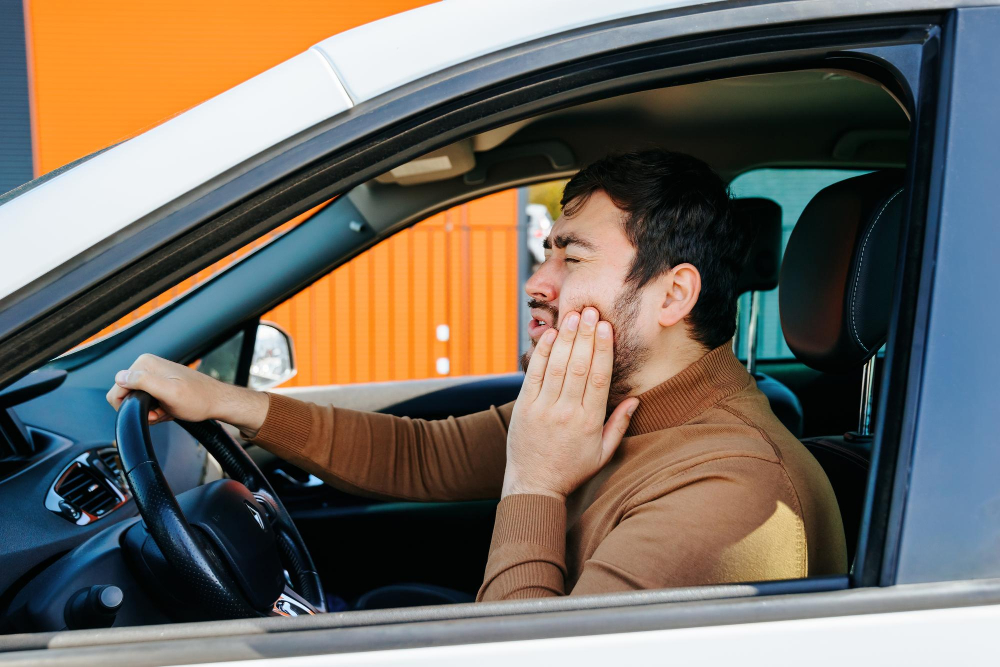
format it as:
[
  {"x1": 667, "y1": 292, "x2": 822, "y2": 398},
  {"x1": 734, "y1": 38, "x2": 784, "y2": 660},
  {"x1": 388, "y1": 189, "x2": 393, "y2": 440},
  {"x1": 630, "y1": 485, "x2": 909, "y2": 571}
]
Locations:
[{"x1": 520, "y1": 284, "x2": 649, "y2": 407}]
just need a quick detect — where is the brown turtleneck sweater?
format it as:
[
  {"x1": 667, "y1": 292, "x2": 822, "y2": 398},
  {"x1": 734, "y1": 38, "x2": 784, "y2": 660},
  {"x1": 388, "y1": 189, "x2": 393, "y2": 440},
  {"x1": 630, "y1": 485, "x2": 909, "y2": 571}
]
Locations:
[{"x1": 249, "y1": 345, "x2": 847, "y2": 601}]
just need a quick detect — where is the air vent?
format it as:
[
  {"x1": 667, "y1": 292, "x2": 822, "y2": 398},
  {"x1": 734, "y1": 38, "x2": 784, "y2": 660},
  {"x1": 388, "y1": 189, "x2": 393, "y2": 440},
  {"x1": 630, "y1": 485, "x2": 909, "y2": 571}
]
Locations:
[
  {"x1": 57, "y1": 464, "x2": 119, "y2": 515},
  {"x1": 95, "y1": 447, "x2": 126, "y2": 488},
  {"x1": 45, "y1": 448, "x2": 129, "y2": 525}
]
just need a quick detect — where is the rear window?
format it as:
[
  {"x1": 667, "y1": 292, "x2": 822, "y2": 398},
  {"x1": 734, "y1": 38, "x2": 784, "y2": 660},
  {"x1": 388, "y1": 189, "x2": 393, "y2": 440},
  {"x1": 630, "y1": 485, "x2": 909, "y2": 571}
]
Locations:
[{"x1": 730, "y1": 168, "x2": 871, "y2": 360}]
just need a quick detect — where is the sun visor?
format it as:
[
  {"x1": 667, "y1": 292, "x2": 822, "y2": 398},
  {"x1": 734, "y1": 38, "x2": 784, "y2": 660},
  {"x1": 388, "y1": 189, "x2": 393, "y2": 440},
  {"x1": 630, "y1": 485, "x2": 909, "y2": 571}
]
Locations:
[{"x1": 375, "y1": 139, "x2": 476, "y2": 186}]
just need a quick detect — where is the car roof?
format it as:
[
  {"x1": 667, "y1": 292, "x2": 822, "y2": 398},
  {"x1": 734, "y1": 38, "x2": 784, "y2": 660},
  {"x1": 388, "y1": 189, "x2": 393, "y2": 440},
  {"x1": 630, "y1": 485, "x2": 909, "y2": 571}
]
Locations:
[{"x1": 0, "y1": 0, "x2": 985, "y2": 305}]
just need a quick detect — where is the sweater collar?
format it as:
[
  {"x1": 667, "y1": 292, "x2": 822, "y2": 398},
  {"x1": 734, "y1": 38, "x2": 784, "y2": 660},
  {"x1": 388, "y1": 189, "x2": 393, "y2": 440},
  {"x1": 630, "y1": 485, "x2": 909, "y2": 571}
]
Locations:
[{"x1": 625, "y1": 344, "x2": 751, "y2": 436}]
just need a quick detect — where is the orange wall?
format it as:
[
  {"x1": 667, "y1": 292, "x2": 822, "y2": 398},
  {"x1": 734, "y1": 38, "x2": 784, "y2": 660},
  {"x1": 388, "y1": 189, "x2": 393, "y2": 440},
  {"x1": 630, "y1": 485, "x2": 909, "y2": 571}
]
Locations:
[{"x1": 25, "y1": 0, "x2": 437, "y2": 175}]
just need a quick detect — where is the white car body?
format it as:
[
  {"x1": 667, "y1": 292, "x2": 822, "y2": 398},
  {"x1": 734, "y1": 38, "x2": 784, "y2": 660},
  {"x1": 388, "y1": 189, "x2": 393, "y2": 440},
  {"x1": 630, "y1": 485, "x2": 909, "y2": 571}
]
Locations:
[{"x1": 191, "y1": 602, "x2": 999, "y2": 667}]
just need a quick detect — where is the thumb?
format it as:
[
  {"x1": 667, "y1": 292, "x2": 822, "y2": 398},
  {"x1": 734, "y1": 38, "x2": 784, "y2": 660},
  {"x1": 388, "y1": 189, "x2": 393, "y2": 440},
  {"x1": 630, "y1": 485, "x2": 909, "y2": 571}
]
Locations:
[
  {"x1": 115, "y1": 369, "x2": 163, "y2": 396},
  {"x1": 599, "y1": 398, "x2": 639, "y2": 466}
]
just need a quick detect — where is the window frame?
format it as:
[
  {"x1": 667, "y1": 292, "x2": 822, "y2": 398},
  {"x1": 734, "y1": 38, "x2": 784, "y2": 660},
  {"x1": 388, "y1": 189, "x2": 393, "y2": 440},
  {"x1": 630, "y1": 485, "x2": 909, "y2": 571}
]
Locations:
[{"x1": 77, "y1": 18, "x2": 934, "y2": 576}]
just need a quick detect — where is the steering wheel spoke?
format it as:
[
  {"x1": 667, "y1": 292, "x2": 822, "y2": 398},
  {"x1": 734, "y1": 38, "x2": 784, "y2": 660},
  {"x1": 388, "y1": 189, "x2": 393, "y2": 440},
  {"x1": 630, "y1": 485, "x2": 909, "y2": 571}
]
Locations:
[
  {"x1": 252, "y1": 490, "x2": 282, "y2": 526},
  {"x1": 271, "y1": 585, "x2": 319, "y2": 617}
]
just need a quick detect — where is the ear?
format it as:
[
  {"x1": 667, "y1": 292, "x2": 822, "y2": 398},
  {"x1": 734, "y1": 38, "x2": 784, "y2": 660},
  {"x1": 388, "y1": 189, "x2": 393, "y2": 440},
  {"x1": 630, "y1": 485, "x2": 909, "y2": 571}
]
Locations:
[{"x1": 658, "y1": 263, "x2": 702, "y2": 328}]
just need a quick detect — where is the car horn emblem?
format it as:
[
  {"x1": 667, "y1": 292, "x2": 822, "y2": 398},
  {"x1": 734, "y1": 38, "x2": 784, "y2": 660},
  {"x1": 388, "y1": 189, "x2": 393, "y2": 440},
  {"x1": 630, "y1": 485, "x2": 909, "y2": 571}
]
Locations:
[{"x1": 245, "y1": 501, "x2": 265, "y2": 531}]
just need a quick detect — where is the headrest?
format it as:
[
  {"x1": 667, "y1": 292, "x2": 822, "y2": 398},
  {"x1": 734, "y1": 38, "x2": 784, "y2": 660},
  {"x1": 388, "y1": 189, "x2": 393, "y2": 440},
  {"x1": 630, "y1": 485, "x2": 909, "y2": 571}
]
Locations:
[
  {"x1": 779, "y1": 170, "x2": 905, "y2": 373},
  {"x1": 735, "y1": 198, "x2": 783, "y2": 294}
]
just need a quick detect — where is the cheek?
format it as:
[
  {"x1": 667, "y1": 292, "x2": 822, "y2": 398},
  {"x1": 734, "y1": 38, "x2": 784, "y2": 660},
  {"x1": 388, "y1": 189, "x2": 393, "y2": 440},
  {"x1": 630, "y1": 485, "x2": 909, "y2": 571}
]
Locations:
[
  {"x1": 558, "y1": 278, "x2": 617, "y2": 323},
  {"x1": 632, "y1": 290, "x2": 665, "y2": 336}
]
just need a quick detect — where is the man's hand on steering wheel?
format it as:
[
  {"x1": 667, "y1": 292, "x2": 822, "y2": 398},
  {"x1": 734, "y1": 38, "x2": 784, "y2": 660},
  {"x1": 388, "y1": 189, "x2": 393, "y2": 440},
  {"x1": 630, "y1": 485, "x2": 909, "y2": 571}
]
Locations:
[
  {"x1": 108, "y1": 354, "x2": 325, "y2": 619},
  {"x1": 107, "y1": 353, "x2": 269, "y2": 437}
]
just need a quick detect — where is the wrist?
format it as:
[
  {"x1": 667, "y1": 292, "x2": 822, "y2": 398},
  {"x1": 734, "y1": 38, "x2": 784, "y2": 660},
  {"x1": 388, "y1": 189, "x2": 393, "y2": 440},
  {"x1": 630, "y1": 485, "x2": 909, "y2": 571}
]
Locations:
[
  {"x1": 500, "y1": 467, "x2": 567, "y2": 501},
  {"x1": 214, "y1": 383, "x2": 269, "y2": 437}
]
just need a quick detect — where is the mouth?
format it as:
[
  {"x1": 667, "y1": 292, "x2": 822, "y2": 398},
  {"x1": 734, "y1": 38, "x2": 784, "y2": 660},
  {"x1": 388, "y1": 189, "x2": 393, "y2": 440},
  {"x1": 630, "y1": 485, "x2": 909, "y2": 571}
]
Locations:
[{"x1": 528, "y1": 307, "x2": 557, "y2": 341}]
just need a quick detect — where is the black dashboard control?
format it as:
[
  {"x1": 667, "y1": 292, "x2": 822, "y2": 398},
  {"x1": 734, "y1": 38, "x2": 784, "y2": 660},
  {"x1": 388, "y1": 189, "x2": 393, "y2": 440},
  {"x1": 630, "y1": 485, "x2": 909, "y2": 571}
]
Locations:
[
  {"x1": 57, "y1": 500, "x2": 81, "y2": 522},
  {"x1": 64, "y1": 584, "x2": 123, "y2": 629},
  {"x1": 89, "y1": 455, "x2": 116, "y2": 485},
  {"x1": 45, "y1": 447, "x2": 130, "y2": 525}
]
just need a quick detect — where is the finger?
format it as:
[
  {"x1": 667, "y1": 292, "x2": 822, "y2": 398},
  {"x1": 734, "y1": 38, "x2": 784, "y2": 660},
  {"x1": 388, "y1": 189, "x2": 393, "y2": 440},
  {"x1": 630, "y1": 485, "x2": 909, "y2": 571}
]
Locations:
[
  {"x1": 538, "y1": 311, "x2": 580, "y2": 404},
  {"x1": 583, "y1": 320, "x2": 615, "y2": 414},
  {"x1": 518, "y1": 327, "x2": 557, "y2": 403},
  {"x1": 106, "y1": 383, "x2": 131, "y2": 411},
  {"x1": 148, "y1": 407, "x2": 174, "y2": 425},
  {"x1": 598, "y1": 398, "x2": 639, "y2": 467},
  {"x1": 559, "y1": 307, "x2": 599, "y2": 405}
]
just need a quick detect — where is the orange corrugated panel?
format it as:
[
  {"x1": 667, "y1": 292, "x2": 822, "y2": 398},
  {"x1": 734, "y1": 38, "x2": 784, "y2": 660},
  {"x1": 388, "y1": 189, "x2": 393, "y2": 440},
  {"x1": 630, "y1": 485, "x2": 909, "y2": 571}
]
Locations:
[
  {"x1": 331, "y1": 265, "x2": 352, "y2": 381},
  {"x1": 371, "y1": 241, "x2": 392, "y2": 382},
  {"x1": 262, "y1": 189, "x2": 521, "y2": 387}
]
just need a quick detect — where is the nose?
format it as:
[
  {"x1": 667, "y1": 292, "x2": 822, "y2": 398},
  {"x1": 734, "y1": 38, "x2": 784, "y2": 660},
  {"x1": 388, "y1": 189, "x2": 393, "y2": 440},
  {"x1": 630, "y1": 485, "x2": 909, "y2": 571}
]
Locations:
[{"x1": 525, "y1": 260, "x2": 558, "y2": 303}]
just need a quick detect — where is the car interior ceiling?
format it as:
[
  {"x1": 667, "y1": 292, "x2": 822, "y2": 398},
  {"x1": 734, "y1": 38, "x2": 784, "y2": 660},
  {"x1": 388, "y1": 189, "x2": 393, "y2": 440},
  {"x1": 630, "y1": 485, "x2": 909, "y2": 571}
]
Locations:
[
  {"x1": 272, "y1": 68, "x2": 910, "y2": 606},
  {"x1": 350, "y1": 69, "x2": 908, "y2": 234}
]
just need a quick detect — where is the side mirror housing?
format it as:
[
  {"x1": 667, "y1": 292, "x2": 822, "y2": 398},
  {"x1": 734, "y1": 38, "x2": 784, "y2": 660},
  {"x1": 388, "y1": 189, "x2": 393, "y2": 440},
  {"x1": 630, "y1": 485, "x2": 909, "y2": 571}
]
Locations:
[{"x1": 249, "y1": 322, "x2": 296, "y2": 391}]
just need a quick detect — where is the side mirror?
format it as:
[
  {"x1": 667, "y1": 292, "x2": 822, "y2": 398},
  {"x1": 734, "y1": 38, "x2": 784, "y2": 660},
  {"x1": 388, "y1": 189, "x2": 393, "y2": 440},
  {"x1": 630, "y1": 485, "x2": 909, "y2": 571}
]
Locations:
[{"x1": 249, "y1": 322, "x2": 296, "y2": 391}]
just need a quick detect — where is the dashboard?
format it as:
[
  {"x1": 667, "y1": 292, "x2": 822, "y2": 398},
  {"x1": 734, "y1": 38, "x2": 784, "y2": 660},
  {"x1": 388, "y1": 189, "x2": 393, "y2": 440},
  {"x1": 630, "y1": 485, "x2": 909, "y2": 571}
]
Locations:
[{"x1": 0, "y1": 370, "x2": 209, "y2": 626}]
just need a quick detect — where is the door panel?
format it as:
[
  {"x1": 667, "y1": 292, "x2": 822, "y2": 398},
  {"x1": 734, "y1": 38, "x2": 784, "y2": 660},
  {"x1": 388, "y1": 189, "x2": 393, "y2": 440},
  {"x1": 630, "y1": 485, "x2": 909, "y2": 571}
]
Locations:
[
  {"x1": 294, "y1": 500, "x2": 498, "y2": 603},
  {"x1": 252, "y1": 373, "x2": 521, "y2": 602},
  {"x1": 271, "y1": 373, "x2": 521, "y2": 416}
]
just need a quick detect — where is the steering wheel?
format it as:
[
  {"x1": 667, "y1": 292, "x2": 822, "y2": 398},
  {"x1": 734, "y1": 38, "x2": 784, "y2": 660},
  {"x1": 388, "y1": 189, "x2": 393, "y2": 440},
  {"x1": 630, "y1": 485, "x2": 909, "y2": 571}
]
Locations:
[{"x1": 115, "y1": 390, "x2": 325, "y2": 619}]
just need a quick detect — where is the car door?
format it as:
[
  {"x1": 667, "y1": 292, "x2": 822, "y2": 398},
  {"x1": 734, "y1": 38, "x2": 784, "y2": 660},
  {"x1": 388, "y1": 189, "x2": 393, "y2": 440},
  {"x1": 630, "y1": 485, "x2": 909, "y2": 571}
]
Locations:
[{"x1": 5, "y1": 2, "x2": 998, "y2": 665}]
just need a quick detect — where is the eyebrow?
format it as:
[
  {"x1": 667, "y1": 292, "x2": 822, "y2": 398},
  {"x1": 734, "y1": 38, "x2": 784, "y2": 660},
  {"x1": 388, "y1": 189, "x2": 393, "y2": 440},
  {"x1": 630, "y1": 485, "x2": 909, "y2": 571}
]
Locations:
[{"x1": 542, "y1": 233, "x2": 598, "y2": 252}]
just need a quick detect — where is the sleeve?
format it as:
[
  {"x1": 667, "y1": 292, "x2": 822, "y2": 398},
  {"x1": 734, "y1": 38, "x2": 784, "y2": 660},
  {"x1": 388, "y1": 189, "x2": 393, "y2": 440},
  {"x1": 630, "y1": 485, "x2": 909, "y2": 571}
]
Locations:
[
  {"x1": 477, "y1": 494, "x2": 568, "y2": 601},
  {"x1": 247, "y1": 392, "x2": 513, "y2": 502},
  {"x1": 477, "y1": 456, "x2": 808, "y2": 601}
]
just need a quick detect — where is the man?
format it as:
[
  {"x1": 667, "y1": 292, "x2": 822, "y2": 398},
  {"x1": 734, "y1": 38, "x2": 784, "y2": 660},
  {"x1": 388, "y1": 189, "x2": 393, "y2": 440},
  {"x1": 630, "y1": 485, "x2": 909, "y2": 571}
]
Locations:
[{"x1": 108, "y1": 150, "x2": 847, "y2": 602}]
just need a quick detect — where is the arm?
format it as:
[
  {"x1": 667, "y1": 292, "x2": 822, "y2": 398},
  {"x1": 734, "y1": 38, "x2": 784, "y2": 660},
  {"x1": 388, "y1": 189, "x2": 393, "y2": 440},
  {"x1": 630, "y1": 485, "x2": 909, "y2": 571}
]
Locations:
[
  {"x1": 479, "y1": 457, "x2": 808, "y2": 601},
  {"x1": 249, "y1": 392, "x2": 511, "y2": 501},
  {"x1": 106, "y1": 353, "x2": 511, "y2": 502}
]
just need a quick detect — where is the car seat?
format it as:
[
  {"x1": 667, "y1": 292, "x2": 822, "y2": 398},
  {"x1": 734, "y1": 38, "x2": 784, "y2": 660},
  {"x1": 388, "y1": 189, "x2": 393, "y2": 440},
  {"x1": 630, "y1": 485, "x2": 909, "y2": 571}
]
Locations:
[{"x1": 778, "y1": 170, "x2": 906, "y2": 564}]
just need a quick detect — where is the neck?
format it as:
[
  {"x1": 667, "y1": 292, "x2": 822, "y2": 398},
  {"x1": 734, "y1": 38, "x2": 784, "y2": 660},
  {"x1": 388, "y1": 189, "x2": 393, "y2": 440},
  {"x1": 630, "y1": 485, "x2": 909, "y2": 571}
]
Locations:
[{"x1": 627, "y1": 334, "x2": 709, "y2": 398}]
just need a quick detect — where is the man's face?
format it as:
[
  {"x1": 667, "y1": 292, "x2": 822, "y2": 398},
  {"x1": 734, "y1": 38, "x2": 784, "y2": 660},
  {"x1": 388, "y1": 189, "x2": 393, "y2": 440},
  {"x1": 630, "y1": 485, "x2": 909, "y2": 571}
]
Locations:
[{"x1": 521, "y1": 191, "x2": 652, "y2": 404}]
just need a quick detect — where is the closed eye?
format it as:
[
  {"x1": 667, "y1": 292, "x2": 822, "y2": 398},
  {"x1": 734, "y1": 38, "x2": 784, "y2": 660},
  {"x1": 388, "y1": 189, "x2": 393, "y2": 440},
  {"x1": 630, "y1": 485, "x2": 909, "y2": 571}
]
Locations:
[{"x1": 565, "y1": 257, "x2": 582, "y2": 264}]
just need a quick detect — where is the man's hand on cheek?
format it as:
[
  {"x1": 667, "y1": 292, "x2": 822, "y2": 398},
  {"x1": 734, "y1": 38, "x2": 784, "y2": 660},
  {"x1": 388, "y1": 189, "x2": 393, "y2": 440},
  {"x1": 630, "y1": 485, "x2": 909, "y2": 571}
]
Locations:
[{"x1": 503, "y1": 307, "x2": 640, "y2": 501}]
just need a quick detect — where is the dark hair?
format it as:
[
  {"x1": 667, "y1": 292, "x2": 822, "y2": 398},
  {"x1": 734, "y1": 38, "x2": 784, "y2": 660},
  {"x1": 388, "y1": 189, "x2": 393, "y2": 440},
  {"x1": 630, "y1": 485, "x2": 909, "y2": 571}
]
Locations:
[{"x1": 561, "y1": 149, "x2": 750, "y2": 350}]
